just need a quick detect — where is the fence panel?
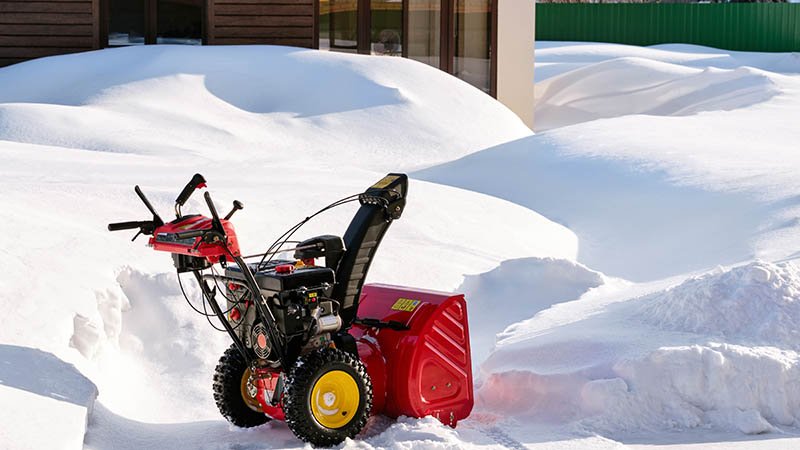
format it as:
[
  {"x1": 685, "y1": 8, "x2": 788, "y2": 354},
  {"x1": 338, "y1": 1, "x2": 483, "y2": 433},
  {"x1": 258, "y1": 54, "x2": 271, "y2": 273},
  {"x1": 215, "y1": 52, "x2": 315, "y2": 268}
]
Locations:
[{"x1": 536, "y1": 4, "x2": 800, "y2": 52}]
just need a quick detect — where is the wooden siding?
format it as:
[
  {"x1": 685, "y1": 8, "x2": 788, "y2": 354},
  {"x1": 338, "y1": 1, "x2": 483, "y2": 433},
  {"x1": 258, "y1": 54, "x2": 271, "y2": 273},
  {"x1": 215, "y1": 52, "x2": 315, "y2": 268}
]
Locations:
[
  {"x1": 210, "y1": 0, "x2": 316, "y2": 48},
  {"x1": 0, "y1": 0, "x2": 99, "y2": 67}
]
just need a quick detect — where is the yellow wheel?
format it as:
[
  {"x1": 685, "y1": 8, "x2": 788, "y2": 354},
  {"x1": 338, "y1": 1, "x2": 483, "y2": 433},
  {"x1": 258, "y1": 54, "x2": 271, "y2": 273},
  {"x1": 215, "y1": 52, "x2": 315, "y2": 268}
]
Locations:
[
  {"x1": 284, "y1": 348, "x2": 373, "y2": 447},
  {"x1": 310, "y1": 370, "x2": 361, "y2": 429},
  {"x1": 240, "y1": 367, "x2": 263, "y2": 412}
]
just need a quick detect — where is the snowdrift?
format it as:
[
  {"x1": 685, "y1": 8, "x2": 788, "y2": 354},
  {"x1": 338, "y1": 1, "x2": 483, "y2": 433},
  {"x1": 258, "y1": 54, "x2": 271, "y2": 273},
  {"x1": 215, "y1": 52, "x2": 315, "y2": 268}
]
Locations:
[
  {"x1": 535, "y1": 56, "x2": 779, "y2": 131},
  {"x1": 479, "y1": 261, "x2": 800, "y2": 435},
  {"x1": 418, "y1": 42, "x2": 800, "y2": 281},
  {"x1": 0, "y1": 45, "x2": 531, "y2": 170}
]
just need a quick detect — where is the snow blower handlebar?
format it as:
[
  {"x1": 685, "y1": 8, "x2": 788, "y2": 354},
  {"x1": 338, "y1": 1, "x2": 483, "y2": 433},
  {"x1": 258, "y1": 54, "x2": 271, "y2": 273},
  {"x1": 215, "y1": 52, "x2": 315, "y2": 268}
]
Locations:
[{"x1": 107, "y1": 185, "x2": 164, "y2": 240}]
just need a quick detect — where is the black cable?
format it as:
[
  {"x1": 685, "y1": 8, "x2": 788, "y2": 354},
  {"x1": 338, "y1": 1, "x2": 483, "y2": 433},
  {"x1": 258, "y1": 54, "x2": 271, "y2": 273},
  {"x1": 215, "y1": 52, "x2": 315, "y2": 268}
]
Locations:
[
  {"x1": 256, "y1": 194, "x2": 363, "y2": 268},
  {"x1": 177, "y1": 270, "x2": 250, "y2": 332}
]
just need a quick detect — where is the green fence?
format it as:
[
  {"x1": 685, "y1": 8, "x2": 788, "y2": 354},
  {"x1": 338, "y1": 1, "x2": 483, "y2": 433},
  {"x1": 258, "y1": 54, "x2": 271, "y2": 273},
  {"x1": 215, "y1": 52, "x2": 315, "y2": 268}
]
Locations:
[{"x1": 536, "y1": 4, "x2": 800, "y2": 52}]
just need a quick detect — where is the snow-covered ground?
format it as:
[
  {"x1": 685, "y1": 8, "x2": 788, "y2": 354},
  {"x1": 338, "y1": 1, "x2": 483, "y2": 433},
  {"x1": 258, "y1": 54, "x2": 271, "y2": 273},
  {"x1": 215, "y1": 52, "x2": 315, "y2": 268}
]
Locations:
[{"x1": 1, "y1": 41, "x2": 800, "y2": 449}]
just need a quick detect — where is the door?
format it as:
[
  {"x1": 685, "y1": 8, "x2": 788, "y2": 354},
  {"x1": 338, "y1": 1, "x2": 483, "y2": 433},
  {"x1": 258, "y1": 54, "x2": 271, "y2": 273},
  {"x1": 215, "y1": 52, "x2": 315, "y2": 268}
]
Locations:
[
  {"x1": 453, "y1": 0, "x2": 492, "y2": 93},
  {"x1": 105, "y1": 0, "x2": 203, "y2": 46}
]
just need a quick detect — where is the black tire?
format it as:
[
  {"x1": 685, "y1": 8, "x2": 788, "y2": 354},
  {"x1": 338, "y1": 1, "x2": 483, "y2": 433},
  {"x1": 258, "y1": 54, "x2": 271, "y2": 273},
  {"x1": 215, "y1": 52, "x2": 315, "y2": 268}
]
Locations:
[
  {"x1": 284, "y1": 347, "x2": 373, "y2": 447},
  {"x1": 212, "y1": 344, "x2": 270, "y2": 428}
]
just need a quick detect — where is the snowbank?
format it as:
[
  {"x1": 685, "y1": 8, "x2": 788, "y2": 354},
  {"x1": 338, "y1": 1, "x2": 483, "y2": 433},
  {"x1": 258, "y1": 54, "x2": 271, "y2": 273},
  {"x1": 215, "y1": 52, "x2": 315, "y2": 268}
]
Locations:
[
  {"x1": 0, "y1": 345, "x2": 98, "y2": 450},
  {"x1": 418, "y1": 42, "x2": 800, "y2": 281},
  {"x1": 0, "y1": 45, "x2": 531, "y2": 170},
  {"x1": 479, "y1": 262, "x2": 800, "y2": 435},
  {"x1": 459, "y1": 257, "x2": 605, "y2": 367},
  {"x1": 638, "y1": 262, "x2": 800, "y2": 349},
  {"x1": 535, "y1": 57, "x2": 779, "y2": 131}
]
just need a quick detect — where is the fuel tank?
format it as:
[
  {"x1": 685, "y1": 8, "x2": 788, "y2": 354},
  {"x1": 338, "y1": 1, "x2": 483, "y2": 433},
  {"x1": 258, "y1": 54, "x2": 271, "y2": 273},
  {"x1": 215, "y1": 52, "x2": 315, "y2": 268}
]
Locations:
[{"x1": 352, "y1": 284, "x2": 473, "y2": 427}]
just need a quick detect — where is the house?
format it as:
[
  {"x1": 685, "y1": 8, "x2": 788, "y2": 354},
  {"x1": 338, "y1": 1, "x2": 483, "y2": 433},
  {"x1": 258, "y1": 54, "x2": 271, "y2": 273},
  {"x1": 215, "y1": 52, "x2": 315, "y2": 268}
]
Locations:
[{"x1": 0, "y1": 0, "x2": 534, "y2": 126}]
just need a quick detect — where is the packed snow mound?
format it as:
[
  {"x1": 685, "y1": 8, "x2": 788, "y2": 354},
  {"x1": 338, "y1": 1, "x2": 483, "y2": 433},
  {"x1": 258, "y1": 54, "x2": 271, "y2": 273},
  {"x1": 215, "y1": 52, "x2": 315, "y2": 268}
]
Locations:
[
  {"x1": 637, "y1": 261, "x2": 800, "y2": 350},
  {"x1": 460, "y1": 257, "x2": 605, "y2": 367},
  {"x1": 478, "y1": 262, "x2": 800, "y2": 435},
  {"x1": 535, "y1": 56, "x2": 779, "y2": 131},
  {"x1": 0, "y1": 45, "x2": 530, "y2": 170}
]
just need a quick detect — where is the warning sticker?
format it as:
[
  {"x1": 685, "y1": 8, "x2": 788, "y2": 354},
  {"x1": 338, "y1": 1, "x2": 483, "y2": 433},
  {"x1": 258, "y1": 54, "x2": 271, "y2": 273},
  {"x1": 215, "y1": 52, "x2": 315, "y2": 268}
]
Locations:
[{"x1": 391, "y1": 298, "x2": 421, "y2": 312}]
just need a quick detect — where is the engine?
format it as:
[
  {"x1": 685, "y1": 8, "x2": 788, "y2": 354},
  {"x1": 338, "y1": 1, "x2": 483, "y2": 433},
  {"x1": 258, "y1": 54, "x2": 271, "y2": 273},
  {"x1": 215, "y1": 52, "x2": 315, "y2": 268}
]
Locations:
[{"x1": 224, "y1": 258, "x2": 343, "y2": 365}]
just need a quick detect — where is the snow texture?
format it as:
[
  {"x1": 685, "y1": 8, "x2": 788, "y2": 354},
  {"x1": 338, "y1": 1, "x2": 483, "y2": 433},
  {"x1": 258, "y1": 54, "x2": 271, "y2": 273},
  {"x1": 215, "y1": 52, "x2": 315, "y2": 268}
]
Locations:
[{"x1": 2, "y1": 41, "x2": 800, "y2": 450}]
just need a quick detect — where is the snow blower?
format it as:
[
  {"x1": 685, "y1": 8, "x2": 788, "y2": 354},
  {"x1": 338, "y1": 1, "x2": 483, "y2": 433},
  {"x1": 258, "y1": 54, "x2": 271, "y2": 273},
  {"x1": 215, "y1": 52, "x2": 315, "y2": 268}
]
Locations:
[{"x1": 108, "y1": 174, "x2": 473, "y2": 446}]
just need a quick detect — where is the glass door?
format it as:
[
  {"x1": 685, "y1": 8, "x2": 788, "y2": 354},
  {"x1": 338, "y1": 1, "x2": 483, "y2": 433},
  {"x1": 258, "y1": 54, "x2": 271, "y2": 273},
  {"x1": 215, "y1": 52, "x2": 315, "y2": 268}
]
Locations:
[
  {"x1": 319, "y1": 0, "x2": 360, "y2": 52},
  {"x1": 406, "y1": 0, "x2": 441, "y2": 67},
  {"x1": 157, "y1": 0, "x2": 202, "y2": 45},
  {"x1": 371, "y1": 0, "x2": 403, "y2": 56},
  {"x1": 453, "y1": 0, "x2": 491, "y2": 93}
]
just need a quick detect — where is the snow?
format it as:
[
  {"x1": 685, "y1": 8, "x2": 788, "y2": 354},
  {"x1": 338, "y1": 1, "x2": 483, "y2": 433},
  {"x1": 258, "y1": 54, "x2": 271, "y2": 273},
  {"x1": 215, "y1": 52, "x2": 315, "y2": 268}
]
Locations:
[{"x1": 3, "y1": 40, "x2": 800, "y2": 450}]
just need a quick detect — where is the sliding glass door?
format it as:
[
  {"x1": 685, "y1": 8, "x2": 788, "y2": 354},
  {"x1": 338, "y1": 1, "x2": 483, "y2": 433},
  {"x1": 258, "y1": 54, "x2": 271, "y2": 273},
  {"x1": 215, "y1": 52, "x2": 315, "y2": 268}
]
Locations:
[
  {"x1": 106, "y1": 0, "x2": 202, "y2": 46},
  {"x1": 317, "y1": 0, "x2": 494, "y2": 94},
  {"x1": 319, "y1": 0, "x2": 359, "y2": 52},
  {"x1": 454, "y1": 0, "x2": 491, "y2": 93},
  {"x1": 407, "y1": 0, "x2": 440, "y2": 67}
]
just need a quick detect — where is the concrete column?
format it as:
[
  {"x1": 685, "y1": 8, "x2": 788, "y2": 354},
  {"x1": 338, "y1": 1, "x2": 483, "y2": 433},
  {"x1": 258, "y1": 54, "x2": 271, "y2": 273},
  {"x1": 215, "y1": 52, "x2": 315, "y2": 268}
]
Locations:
[{"x1": 496, "y1": 0, "x2": 535, "y2": 129}]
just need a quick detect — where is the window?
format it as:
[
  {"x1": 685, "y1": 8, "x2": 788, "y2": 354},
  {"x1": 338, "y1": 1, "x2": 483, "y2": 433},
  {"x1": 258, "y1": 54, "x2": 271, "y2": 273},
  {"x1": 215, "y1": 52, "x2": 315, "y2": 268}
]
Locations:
[
  {"x1": 108, "y1": 0, "x2": 145, "y2": 45},
  {"x1": 105, "y1": 0, "x2": 203, "y2": 47},
  {"x1": 407, "y1": 0, "x2": 441, "y2": 67},
  {"x1": 454, "y1": 0, "x2": 492, "y2": 93},
  {"x1": 371, "y1": 0, "x2": 402, "y2": 56},
  {"x1": 317, "y1": 1, "x2": 495, "y2": 96},
  {"x1": 157, "y1": 0, "x2": 203, "y2": 45},
  {"x1": 319, "y1": 0, "x2": 359, "y2": 52}
]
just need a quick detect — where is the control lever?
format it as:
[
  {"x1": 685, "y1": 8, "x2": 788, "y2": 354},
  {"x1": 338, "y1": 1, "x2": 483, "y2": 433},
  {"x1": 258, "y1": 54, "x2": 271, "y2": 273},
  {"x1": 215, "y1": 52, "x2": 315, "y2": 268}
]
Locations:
[
  {"x1": 175, "y1": 174, "x2": 207, "y2": 209},
  {"x1": 224, "y1": 200, "x2": 244, "y2": 220}
]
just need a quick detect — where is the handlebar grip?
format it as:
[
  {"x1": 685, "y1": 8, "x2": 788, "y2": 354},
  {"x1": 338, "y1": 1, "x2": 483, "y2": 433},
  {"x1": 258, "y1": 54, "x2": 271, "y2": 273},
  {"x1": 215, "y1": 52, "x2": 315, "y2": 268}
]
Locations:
[
  {"x1": 175, "y1": 229, "x2": 208, "y2": 240},
  {"x1": 108, "y1": 221, "x2": 148, "y2": 232},
  {"x1": 175, "y1": 173, "x2": 207, "y2": 207}
]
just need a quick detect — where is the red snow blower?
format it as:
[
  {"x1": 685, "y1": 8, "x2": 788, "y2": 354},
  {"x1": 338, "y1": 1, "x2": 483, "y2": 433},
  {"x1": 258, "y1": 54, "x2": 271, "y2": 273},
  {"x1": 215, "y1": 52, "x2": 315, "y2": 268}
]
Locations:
[{"x1": 108, "y1": 174, "x2": 473, "y2": 446}]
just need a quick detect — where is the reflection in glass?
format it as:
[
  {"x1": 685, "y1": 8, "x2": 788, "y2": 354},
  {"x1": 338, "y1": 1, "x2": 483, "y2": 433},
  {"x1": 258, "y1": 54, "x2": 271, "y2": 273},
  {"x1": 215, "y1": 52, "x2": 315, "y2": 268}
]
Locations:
[
  {"x1": 157, "y1": 0, "x2": 202, "y2": 45},
  {"x1": 108, "y1": 0, "x2": 145, "y2": 46},
  {"x1": 407, "y1": 0, "x2": 440, "y2": 68},
  {"x1": 454, "y1": 0, "x2": 491, "y2": 92},
  {"x1": 371, "y1": 0, "x2": 402, "y2": 56},
  {"x1": 319, "y1": 0, "x2": 359, "y2": 53}
]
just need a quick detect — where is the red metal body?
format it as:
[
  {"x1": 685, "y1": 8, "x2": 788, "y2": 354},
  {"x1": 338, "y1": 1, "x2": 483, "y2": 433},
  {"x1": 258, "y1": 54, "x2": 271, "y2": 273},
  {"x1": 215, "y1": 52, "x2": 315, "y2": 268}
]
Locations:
[
  {"x1": 253, "y1": 284, "x2": 474, "y2": 427},
  {"x1": 148, "y1": 215, "x2": 240, "y2": 264},
  {"x1": 352, "y1": 284, "x2": 474, "y2": 427}
]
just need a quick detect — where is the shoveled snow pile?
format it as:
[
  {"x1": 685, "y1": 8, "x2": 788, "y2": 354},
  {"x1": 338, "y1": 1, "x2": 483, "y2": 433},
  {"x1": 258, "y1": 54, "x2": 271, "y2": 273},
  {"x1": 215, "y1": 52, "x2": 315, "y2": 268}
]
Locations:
[
  {"x1": 638, "y1": 262, "x2": 800, "y2": 348},
  {"x1": 479, "y1": 261, "x2": 800, "y2": 435},
  {"x1": 459, "y1": 257, "x2": 606, "y2": 366}
]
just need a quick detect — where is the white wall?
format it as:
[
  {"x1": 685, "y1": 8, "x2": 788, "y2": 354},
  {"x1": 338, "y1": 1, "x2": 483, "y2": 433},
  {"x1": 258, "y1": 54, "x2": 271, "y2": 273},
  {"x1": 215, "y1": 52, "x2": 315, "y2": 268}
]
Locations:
[{"x1": 496, "y1": 0, "x2": 535, "y2": 129}]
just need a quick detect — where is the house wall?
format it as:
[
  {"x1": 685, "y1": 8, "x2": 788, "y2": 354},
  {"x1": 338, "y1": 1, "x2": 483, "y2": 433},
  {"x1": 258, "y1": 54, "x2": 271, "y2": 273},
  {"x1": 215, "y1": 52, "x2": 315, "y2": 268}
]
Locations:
[
  {"x1": 0, "y1": 0, "x2": 100, "y2": 67},
  {"x1": 208, "y1": 0, "x2": 316, "y2": 48},
  {"x1": 496, "y1": 0, "x2": 534, "y2": 128}
]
